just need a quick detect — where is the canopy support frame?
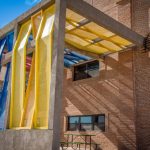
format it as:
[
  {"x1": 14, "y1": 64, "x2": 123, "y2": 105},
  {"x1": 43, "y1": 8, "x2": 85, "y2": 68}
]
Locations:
[
  {"x1": 66, "y1": 0, "x2": 144, "y2": 47},
  {"x1": 48, "y1": 0, "x2": 67, "y2": 150}
]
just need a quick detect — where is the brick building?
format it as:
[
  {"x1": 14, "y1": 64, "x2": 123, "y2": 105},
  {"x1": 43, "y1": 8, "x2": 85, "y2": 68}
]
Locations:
[
  {"x1": 61, "y1": 0, "x2": 150, "y2": 150},
  {"x1": 0, "y1": 0, "x2": 149, "y2": 150}
]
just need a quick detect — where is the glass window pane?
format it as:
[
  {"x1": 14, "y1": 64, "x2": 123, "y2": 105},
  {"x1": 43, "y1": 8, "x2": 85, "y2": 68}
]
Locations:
[
  {"x1": 87, "y1": 60, "x2": 99, "y2": 70},
  {"x1": 98, "y1": 115, "x2": 105, "y2": 123},
  {"x1": 87, "y1": 69, "x2": 99, "y2": 78},
  {"x1": 73, "y1": 60, "x2": 99, "y2": 81},
  {"x1": 81, "y1": 124, "x2": 92, "y2": 131},
  {"x1": 87, "y1": 60, "x2": 99, "y2": 78},
  {"x1": 74, "y1": 64, "x2": 87, "y2": 81},
  {"x1": 69, "y1": 124, "x2": 78, "y2": 131},
  {"x1": 80, "y1": 116, "x2": 92, "y2": 123},
  {"x1": 94, "y1": 115, "x2": 105, "y2": 131},
  {"x1": 68, "y1": 115, "x2": 105, "y2": 131},
  {"x1": 69, "y1": 116, "x2": 79, "y2": 123}
]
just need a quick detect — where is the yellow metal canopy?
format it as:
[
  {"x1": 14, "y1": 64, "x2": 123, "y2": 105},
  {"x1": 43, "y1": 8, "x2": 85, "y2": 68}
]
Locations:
[{"x1": 65, "y1": 9, "x2": 133, "y2": 55}]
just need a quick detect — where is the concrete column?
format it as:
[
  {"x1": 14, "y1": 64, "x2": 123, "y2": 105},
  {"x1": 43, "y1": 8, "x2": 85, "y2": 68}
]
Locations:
[
  {"x1": 131, "y1": 0, "x2": 150, "y2": 149},
  {"x1": 49, "y1": 0, "x2": 67, "y2": 150}
]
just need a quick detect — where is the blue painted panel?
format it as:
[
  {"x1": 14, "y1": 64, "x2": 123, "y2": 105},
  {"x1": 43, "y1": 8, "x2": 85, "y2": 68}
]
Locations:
[
  {"x1": 0, "y1": 32, "x2": 14, "y2": 130},
  {"x1": 64, "y1": 58, "x2": 75, "y2": 68},
  {"x1": 70, "y1": 51, "x2": 91, "y2": 61},
  {"x1": 0, "y1": 39, "x2": 6, "y2": 66},
  {"x1": 64, "y1": 49, "x2": 92, "y2": 68}
]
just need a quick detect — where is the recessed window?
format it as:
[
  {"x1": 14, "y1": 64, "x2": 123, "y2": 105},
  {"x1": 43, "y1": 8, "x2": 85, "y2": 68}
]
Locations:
[
  {"x1": 73, "y1": 60, "x2": 99, "y2": 81},
  {"x1": 67, "y1": 114, "x2": 105, "y2": 131}
]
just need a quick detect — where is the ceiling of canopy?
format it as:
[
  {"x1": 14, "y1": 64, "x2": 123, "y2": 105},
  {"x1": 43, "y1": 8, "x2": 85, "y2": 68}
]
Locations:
[{"x1": 65, "y1": 9, "x2": 133, "y2": 55}]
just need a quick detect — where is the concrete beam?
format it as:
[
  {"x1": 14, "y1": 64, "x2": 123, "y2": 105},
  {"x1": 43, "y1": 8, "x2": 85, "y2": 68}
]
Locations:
[
  {"x1": 0, "y1": 0, "x2": 55, "y2": 38},
  {"x1": 48, "y1": 0, "x2": 66, "y2": 150},
  {"x1": 66, "y1": 0, "x2": 145, "y2": 47},
  {"x1": 1, "y1": 47, "x2": 34, "y2": 66}
]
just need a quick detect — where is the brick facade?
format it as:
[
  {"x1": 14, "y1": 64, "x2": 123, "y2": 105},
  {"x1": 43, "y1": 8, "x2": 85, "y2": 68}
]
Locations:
[
  {"x1": 62, "y1": 50, "x2": 136, "y2": 150},
  {"x1": 61, "y1": 0, "x2": 150, "y2": 149},
  {"x1": 132, "y1": 0, "x2": 150, "y2": 149},
  {"x1": 0, "y1": 0, "x2": 149, "y2": 150}
]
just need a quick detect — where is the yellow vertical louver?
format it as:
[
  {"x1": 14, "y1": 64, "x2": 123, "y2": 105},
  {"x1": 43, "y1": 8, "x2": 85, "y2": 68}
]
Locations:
[
  {"x1": 34, "y1": 6, "x2": 55, "y2": 129},
  {"x1": 20, "y1": 11, "x2": 43, "y2": 129},
  {"x1": 10, "y1": 21, "x2": 32, "y2": 128}
]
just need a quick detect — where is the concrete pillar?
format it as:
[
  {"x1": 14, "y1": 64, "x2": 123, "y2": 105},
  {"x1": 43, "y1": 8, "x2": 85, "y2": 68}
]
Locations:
[{"x1": 49, "y1": 0, "x2": 67, "y2": 150}]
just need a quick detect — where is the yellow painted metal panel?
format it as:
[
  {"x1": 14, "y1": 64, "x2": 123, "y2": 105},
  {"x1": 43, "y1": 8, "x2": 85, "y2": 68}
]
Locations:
[
  {"x1": 34, "y1": 6, "x2": 55, "y2": 129},
  {"x1": 87, "y1": 44, "x2": 108, "y2": 54},
  {"x1": 71, "y1": 29, "x2": 98, "y2": 40},
  {"x1": 100, "y1": 40, "x2": 122, "y2": 51},
  {"x1": 21, "y1": 55, "x2": 35, "y2": 128},
  {"x1": 65, "y1": 9, "x2": 133, "y2": 55},
  {"x1": 31, "y1": 11, "x2": 43, "y2": 39},
  {"x1": 66, "y1": 22, "x2": 75, "y2": 31},
  {"x1": 84, "y1": 22, "x2": 115, "y2": 38},
  {"x1": 66, "y1": 33, "x2": 90, "y2": 47},
  {"x1": 66, "y1": 9, "x2": 85, "y2": 22},
  {"x1": 10, "y1": 21, "x2": 32, "y2": 128},
  {"x1": 109, "y1": 36, "x2": 132, "y2": 46},
  {"x1": 65, "y1": 34, "x2": 108, "y2": 54},
  {"x1": 20, "y1": 12, "x2": 43, "y2": 129}
]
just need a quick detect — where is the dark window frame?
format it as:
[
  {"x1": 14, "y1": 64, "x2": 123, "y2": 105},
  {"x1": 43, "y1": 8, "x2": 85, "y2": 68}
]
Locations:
[{"x1": 67, "y1": 114, "x2": 105, "y2": 132}]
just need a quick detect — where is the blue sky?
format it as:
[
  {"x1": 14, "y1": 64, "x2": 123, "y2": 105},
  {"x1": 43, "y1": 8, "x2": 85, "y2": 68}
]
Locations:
[{"x1": 0, "y1": 0, "x2": 41, "y2": 28}]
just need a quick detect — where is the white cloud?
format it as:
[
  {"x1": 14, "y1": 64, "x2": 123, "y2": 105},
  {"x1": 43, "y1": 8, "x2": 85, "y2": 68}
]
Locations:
[{"x1": 25, "y1": 0, "x2": 41, "y2": 5}]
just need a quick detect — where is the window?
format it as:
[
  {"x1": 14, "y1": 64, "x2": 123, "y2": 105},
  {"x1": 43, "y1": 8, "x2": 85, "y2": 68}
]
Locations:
[
  {"x1": 68, "y1": 116, "x2": 80, "y2": 131},
  {"x1": 73, "y1": 60, "x2": 99, "y2": 81},
  {"x1": 68, "y1": 114, "x2": 105, "y2": 131},
  {"x1": 80, "y1": 116, "x2": 93, "y2": 131}
]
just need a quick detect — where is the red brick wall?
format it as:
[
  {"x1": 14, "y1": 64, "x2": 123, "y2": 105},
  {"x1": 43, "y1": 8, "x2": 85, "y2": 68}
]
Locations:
[
  {"x1": 61, "y1": 0, "x2": 150, "y2": 149},
  {"x1": 131, "y1": 0, "x2": 149, "y2": 36},
  {"x1": 131, "y1": 0, "x2": 150, "y2": 149},
  {"x1": 62, "y1": 50, "x2": 136, "y2": 150},
  {"x1": 149, "y1": 8, "x2": 150, "y2": 30},
  {"x1": 61, "y1": 1, "x2": 137, "y2": 150},
  {"x1": 83, "y1": 0, "x2": 131, "y2": 27}
]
